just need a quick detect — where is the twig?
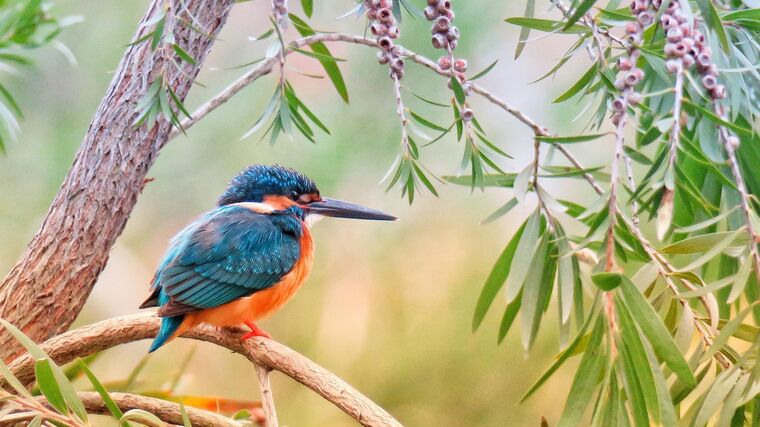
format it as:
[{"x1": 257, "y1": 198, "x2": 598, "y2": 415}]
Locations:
[
  {"x1": 6, "y1": 313, "x2": 402, "y2": 427},
  {"x1": 667, "y1": 60, "x2": 684, "y2": 174},
  {"x1": 254, "y1": 365, "x2": 278, "y2": 427},
  {"x1": 391, "y1": 75, "x2": 411, "y2": 156}
]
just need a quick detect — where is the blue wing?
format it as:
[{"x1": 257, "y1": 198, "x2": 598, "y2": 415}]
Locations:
[{"x1": 143, "y1": 205, "x2": 301, "y2": 317}]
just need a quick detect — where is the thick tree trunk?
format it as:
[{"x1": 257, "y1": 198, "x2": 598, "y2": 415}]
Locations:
[{"x1": 0, "y1": 0, "x2": 234, "y2": 361}]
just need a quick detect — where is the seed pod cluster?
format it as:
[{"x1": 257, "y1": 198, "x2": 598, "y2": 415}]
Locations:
[
  {"x1": 272, "y1": 0, "x2": 289, "y2": 28},
  {"x1": 611, "y1": 0, "x2": 653, "y2": 125},
  {"x1": 365, "y1": 0, "x2": 404, "y2": 79},
  {"x1": 660, "y1": 0, "x2": 725, "y2": 100},
  {"x1": 424, "y1": 1, "x2": 467, "y2": 73}
]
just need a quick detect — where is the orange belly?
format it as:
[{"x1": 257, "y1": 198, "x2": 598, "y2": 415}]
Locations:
[{"x1": 173, "y1": 225, "x2": 314, "y2": 337}]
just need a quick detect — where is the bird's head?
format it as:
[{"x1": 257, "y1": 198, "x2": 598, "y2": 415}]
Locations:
[{"x1": 218, "y1": 165, "x2": 396, "y2": 222}]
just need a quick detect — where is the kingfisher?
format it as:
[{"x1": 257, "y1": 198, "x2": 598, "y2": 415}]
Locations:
[{"x1": 140, "y1": 164, "x2": 396, "y2": 352}]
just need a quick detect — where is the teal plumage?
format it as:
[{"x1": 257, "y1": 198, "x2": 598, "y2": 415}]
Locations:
[{"x1": 142, "y1": 205, "x2": 303, "y2": 352}]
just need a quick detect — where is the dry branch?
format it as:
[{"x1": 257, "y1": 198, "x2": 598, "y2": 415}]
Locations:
[{"x1": 7, "y1": 313, "x2": 402, "y2": 427}]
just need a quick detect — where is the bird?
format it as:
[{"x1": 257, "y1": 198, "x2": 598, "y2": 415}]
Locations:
[{"x1": 140, "y1": 164, "x2": 396, "y2": 352}]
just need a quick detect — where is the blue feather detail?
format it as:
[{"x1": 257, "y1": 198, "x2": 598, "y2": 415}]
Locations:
[{"x1": 149, "y1": 291, "x2": 183, "y2": 352}]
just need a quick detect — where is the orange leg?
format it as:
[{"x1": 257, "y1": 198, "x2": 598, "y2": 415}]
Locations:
[{"x1": 241, "y1": 320, "x2": 272, "y2": 341}]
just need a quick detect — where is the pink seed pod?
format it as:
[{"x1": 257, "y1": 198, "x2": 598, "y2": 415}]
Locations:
[
  {"x1": 652, "y1": 0, "x2": 663, "y2": 8},
  {"x1": 626, "y1": 22, "x2": 641, "y2": 34},
  {"x1": 377, "y1": 51, "x2": 390, "y2": 64},
  {"x1": 673, "y1": 42, "x2": 688, "y2": 57},
  {"x1": 446, "y1": 26, "x2": 460, "y2": 41},
  {"x1": 435, "y1": 16, "x2": 450, "y2": 31},
  {"x1": 682, "y1": 37, "x2": 694, "y2": 50},
  {"x1": 427, "y1": 0, "x2": 438, "y2": 5},
  {"x1": 368, "y1": 0, "x2": 381, "y2": 8},
  {"x1": 612, "y1": 97, "x2": 626, "y2": 112},
  {"x1": 437, "y1": 55, "x2": 452, "y2": 70},
  {"x1": 702, "y1": 74, "x2": 717, "y2": 89},
  {"x1": 423, "y1": 6, "x2": 437, "y2": 20},
  {"x1": 661, "y1": 14, "x2": 676, "y2": 29},
  {"x1": 666, "y1": 0, "x2": 680, "y2": 13},
  {"x1": 390, "y1": 57, "x2": 405, "y2": 71},
  {"x1": 387, "y1": 26, "x2": 399, "y2": 39},
  {"x1": 666, "y1": 59, "x2": 680, "y2": 73},
  {"x1": 437, "y1": 0, "x2": 451, "y2": 12},
  {"x1": 391, "y1": 45, "x2": 403, "y2": 56},
  {"x1": 611, "y1": 111, "x2": 623, "y2": 126},
  {"x1": 693, "y1": 31, "x2": 706, "y2": 46},
  {"x1": 390, "y1": 68, "x2": 404, "y2": 80},
  {"x1": 727, "y1": 135, "x2": 740, "y2": 150},
  {"x1": 618, "y1": 57, "x2": 633, "y2": 71},
  {"x1": 627, "y1": 92, "x2": 642, "y2": 105},
  {"x1": 704, "y1": 64, "x2": 718, "y2": 76},
  {"x1": 630, "y1": 0, "x2": 647, "y2": 13},
  {"x1": 638, "y1": 11, "x2": 654, "y2": 27},
  {"x1": 664, "y1": 42, "x2": 677, "y2": 57},
  {"x1": 370, "y1": 22, "x2": 386, "y2": 36},
  {"x1": 367, "y1": 8, "x2": 378, "y2": 20},
  {"x1": 614, "y1": 78, "x2": 627, "y2": 90},
  {"x1": 627, "y1": 33, "x2": 642, "y2": 44},
  {"x1": 444, "y1": 9, "x2": 455, "y2": 20},
  {"x1": 449, "y1": 39, "x2": 458, "y2": 50},
  {"x1": 462, "y1": 82, "x2": 472, "y2": 95},
  {"x1": 712, "y1": 84, "x2": 726, "y2": 99},
  {"x1": 379, "y1": 0, "x2": 392, "y2": 8},
  {"x1": 454, "y1": 58, "x2": 468, "y2": 72},
  {"x1": 673, "y1": 9, "x2": 688, "y2": 24},
  {"x1": 625, "y1": 68, "x2": 643, "y2": 85},
  {"x1": 431, "y1": 33, "x2": 448, "y2": 49},
  {"x1": 377, "y1": 8, "x2": 393, "y2": 22},
  {"x1": 667, "y1": 27, "x2": 683, "y2": 42},
  {"x1": 696, "y1": 52, "x2": 711, "y2": 68},
  {"x1": 461, "y1": 108, "x2": 474, "y2": 121},
  {"x1": 679, "y1": 23, "x2": 692, "y2": 37},
  {"x1": 682, "y1": 53, "x2": 695, "y2": 68},
  {"x1": 378, "y1": 36, "x2": 393, "y2": 51},
  {"x1": 701, "y1": 46, "x2": 712, "y2": 57}
]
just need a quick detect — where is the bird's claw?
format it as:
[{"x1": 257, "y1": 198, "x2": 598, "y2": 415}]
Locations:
[{"x1": 242, "y1": 321, "x2": 272, "y2": 341}]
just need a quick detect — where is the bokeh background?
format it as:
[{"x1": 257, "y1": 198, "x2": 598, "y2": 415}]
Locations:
[{"x1": 0, "y1": 1, "x2": 610, "y2": 425}]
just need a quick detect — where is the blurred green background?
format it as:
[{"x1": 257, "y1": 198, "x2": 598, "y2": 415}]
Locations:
[{"x1": 0, "y1": 1, "x2": 608, "y2": 425}]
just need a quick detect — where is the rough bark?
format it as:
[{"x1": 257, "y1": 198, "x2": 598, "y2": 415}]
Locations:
[{"x1": 0, "y1": 0, "x2": 235, "y2": 361}]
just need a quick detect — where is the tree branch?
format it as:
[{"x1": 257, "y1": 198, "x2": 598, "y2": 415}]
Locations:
[
  {"x1": 6, "y1": 313, "x2": 401, "y2": 427},
  {"x1": 254, "y1": 365, "x2": 278, "y2": 427}
]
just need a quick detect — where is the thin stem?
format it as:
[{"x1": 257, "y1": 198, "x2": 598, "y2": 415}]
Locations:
[
  {"x1": 255, "y1": 364, "x2": 279, "y2": 427},
  {"x1": 668, "y1": 59, "x2": 685, "y2": 174},
  {"x1": 392, "y1": 74, "x2": 411, "y2": 156}
]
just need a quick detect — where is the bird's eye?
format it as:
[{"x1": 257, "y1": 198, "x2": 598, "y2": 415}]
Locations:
[{"x1": 288, "y1": 191, "x2": 299, "y2": 201}]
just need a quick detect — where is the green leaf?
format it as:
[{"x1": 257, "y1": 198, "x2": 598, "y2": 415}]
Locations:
[
  {"x1": 450, "y1": 77, "x2": 465, "y2": 105},
  {"x1": 473, "y1": 219, "x2": 529, "y2": 332},
  {"x1": 482, "y1": 198, "x2": 519, "y2": 224},
  {"x1": 0, "y1": 357, "x2": 32, "y2": 397},
  {"x1": 172, "y1": 44, "x2": 196, "y2": 64},
  {"x1": 409, "y1": 110, "x2": 448, "y2": 132},
  {"x1": 617, "y1": 300, "x2": 659, "y2": 424},
  {"x1": 558, "y1": 317, "x2": 606, "y2": 427},
  {"x1": 564, "y1": 0, "x2": 596, "y2": 30},
  {"x1": 536, "y1": 133, "x2": 607, "y2": 144},
  {"x1": 660, "y1": 230, "x2": 749, "y2": 254},
  {"x1": 695, "y1": 0, "x2": 730, "y2": 51},
  {"x1": 470, "y1": 59, "x2": 499, "y2": 80},
  {"x1": 521, "y1": 232, "x2": 553, "y2": 351},
  {"x1": 701, "y1": 304, "x2": 755, "y2": 364},
  {"x1": 180, "y1": 403, "x2": 192, "y2": 427},
  {"x1": 553, "y1": 63, "x2": 598, "y2": 103},
  {"x1": 290, "y1": 47, "x2": 346, "y2": 62},
  {"x1": 506, "y1": 211, "x2": 541, "y2": 303},
  {"x1": 674, "y1": 206, "x2": 739, "y2": 233},
  {"x1": 497, "y1": 291, "x2": 522, "y2": 344},
  {"x1": 79, "y1": 359, "x2": 124, "y2": 421},
  {"x1": 505, "y1": 17, "x2": 589, "y2": 34},
  {"x1": 679, "y1": 228, "x2": 746, "y2": 272},
  {"x1": 619, "y1": 278, "x2": 696, "y2": 387},
  {"x1": 121, "y1": 409, "x2": 166, "y2": 426},
  {"x1": 443, "y1": 174, "x2": 515, "y2": 187},
  {"x1": 300, "y1": 0, "x2": 313, "y2": 18},
  {"x1": 35, "y1": 359, "x2": 68, "y2": 415},
  {"x1": 723, "y1": 9, "x2": 760, "y2": 21},
  {"x1": 591, "y1": 272, "x2": 622, "y2": 291},
  {"x1": 514, "y1": 0, "x2": 535, "y2": 59},
  {"x1": 727, "y1": 254, "x2": 754, "y2": 304},
  {"x1": 289, "y1": 14, "x2": 349, "y2": 103}
]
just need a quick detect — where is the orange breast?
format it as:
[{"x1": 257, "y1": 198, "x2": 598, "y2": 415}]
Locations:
[{"x1": 176, "y1": 225, "x2": 314, "y2": 333}]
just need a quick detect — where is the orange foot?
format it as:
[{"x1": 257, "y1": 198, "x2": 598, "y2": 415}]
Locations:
[{"x1": 241, "y1": 320, "x2": 272, "y2": 341}]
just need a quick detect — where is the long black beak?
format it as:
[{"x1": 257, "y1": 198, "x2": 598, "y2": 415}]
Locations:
[{"x1": 306, "y1": 198, "x2": 396, "y2": 221}]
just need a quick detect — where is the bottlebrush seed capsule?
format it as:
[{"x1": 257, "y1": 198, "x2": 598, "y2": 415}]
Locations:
[
  {"x1": 694, "y1": 31, "x2": 706, "y2": 46},
  {"x1": 682, "y1": 53, "x2": 694, "y2": 68},
  {"x1": 379, "y1": 0, "x2": 392, "y2": 8},
  {"x1": 431, "y1": 33, "x2": 448, "y2": 49},
  {"x1": 673, "y1": 42, "x2": 687, "y2": 57},
  {"x1": 370, "y1": 22, "x2": 386, "y2": 36},
  {"x1": 423, "y1": 6, "x2": 437, "y2": 20},
  {"x1": 712, "y1": 84, "x2": 726, "y2": 99},
  {"x1": 666, "y1": 59, "x2": 679, "y2": 73},
  {"x1": 378, "y1": 36, "x2": 393, "y2": 50},
  {"x1": 625, "y1": 70, "x2": 642, "y2": 85},
  {"x1": 618, "y1": 57, "x2": 633, "y2": 71},
  {"x1": 626, "y1": 92, "x2": 641, "y2": 105},
  {"x1": 391, "y1": 57, "x2": 405, "y2": 71},
  {"x1": 427, "y1": 0, "x2": 437, "y2": 5},
  {"x1": 435, "y1": 16, "x2": 450, "y2": 31},
  {"x1": 673, "y1": 9, "x2": 687, "y2": 24},
  {"x1": 666, "y1": 28, "x2": 682, "y2": 42},
  {"x1": 626, "y1": 22, "x2": 640, "y2": 34},
  {"x1": 696, "y1": 53, "x2": 711, "y2": 67},
  {"x1": 611, "y1": 112, "x2": 623, "y2": 126},
  {"x1": 627, "y1": 33, "x2": 641, "y2": 44},
  {"x1": 377, "y1": 51, "x2": 390, "y2": 64},
  {"x1": 614, "y1": 78, "x2": 626, "y2": 90},
  {"x1": 454, "y1": 58, "x2": 467, "y2": 72},
  {"x1": 438, "y1": 56, "x2": 452, "y2": 70},
  {"x1": 449, "y1": 39, "x2": 458, "y2": 50},
  {"x1": 664, "y1": 43, "x2": 677, "y2": 57},
  {"x1": 368, "y1": 0, "x2": 381, "y2": 8},
  {"x1": 387, "y1": 26, "x2": 399, "y2": 39},
  {"x1": 447, "y1": 26, "x2": 460, "y2": 41},
  {"x1": 702, "y1": 74, "x2": 717, "y2": 89},
  {"x1": 679, "y1": 23, "x2": 691, "y2": 37},
  {"x1": 438, "y1": 0, "x2": 452, "y2": 12},
  {"x1": 666, "y1": 1, "x2": 679, "y2": 13},
  {"x1": 727, "y1": 135, "x2": 740, "y2": 149},
  {"x1": 612, "y1": 97, "x2": 626, "y2": 112},
  {"x1": 660, "y1": 15, "x2": 676, "y2": 29},
  {"x1": 461, "y1": 108, "x2": 474, "y2": 121},
  {"x1": 377, "y1": 8, "x2": 393, "y2": 22},
  {"x1": 637, "y1": 11, "x2": 654, "y2": 26}
]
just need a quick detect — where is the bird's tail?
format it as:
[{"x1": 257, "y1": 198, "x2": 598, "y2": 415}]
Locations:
[{"x1": 149, "y1": 315, "x2": 184, "y2": 352}]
